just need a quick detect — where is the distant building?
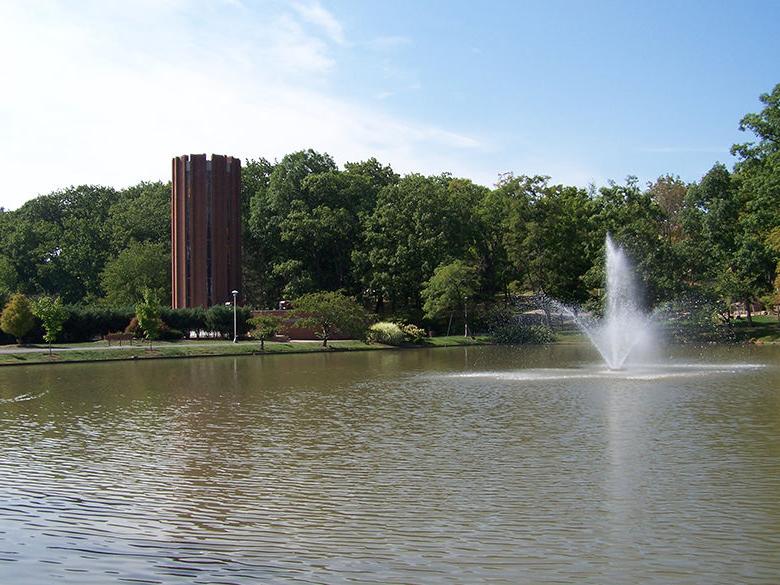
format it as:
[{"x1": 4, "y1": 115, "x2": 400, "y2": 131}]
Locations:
[{"x1": 171, "y1": 154, "x2": 241, "y2": 308}]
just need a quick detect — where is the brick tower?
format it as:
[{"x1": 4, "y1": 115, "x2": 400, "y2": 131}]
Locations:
[{"x1": 171, "y1": 154, "x2": 241, "y2": 308}]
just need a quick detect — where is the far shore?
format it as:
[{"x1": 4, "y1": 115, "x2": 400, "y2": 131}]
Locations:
[
  {"x1": 0, "y1": 336, "x2": 495, "y2": 368},
  {"x1": 1, "y1": 317, "x2": 778, "y2": 368}
]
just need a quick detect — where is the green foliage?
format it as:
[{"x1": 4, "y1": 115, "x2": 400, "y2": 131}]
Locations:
[
  {"x1": 367, "y1": 322, "x2": 405, "y2": 345},
  {"x1": 400, "y1": 323, "x2": 427, "y2": 344},
  {"x1": 422, "y1": 260, "x2": 479, "y2": 319},
  {"x1": 491, "y1": 323, "x2": 555, "y2": 345},
  {"x1": 357, "y1": 174, "x2": 482, "y2": 313},
  {"x1": 1, "y1": 84, "x2": 777, "y2": 327},
  {"x1": 293, "y1": 291, "x2": 370, "y2": 346},
  {"x1": 32, "y1": 295, "x2": 68, "y2": 347},
  {"x1": 107, "y1": 181, "x2": 170, "y2": 251},
  {"x1": 135, "y1": 289, "x2": 162, "y2": 344},
  {"x1": 205, "y1": 304, "x2": 252, "y2": 338},
  {"x1": 0, "y1": 293, "x2": 35, "y2": 344},
  {"x1": 248, "y1": 315, "x2": 282, "y2": 349},
  {"x1": 60, "y1": 306, "x2": 134, "y2": 342},
  {"x1": 160, "y1": 307, "x2": 206, "y2": 337},
  {"x1": 100, "y1": 241, "x2": 170, "y2": 307}
]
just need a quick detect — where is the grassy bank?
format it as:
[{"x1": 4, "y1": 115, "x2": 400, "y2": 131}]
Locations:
[
  {"x1": 730, "y1": 315, "x2": 780, "y2": 344},
  {"x1": 0, "y1": 336, "x2": 493, "y2": 367}
]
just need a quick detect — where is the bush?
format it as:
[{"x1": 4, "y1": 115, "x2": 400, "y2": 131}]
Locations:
[
  {"x1": 205, "y1": 304, "x2": 251, "y2": 338},
  {"x1": 158, "y1": 326, "x2": 185, "y2": 341},
  {"x1": 400, "y1": 323, "x2": 427, "y2": 344},
  {"x1": 62, "y1": 305, "x2": 135, "y2": 342},
  {"x1": 367, "y1": 322, "x2": 405, "y2": 345},
  {"x1": 0, "y1": 293, "x2": 35, "y2": 344},
  {"x1": 491, "y1": 323, "x2": 555, "y2": 345},
  {"x1": 125, "y1": 317, "x2": 141, "y2": 338},
  {"x1": 160, "y1": 307, "x2": 206, "y2": 337}
]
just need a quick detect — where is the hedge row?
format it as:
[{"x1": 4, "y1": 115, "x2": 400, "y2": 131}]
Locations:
[{"x1": 0, "y1": 305, "x2": 254, "y2": 345}]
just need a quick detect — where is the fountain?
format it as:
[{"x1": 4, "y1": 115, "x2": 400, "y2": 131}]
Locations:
[{"x1": 562, "y1": 235, "x2": 656, "y2": 370}]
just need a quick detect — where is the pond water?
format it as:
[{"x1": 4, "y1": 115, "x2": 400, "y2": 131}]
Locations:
[{"x1": 1, "y1": 344, "x2": 779, "y2": 584}]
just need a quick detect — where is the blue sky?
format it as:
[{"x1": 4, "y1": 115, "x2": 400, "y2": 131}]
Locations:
[{"x1": 1, "y1": 0, "x2": 778, "y2": 208}]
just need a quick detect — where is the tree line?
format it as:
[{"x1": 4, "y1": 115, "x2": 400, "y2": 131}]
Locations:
[{"x1": 1, "y1": 84, "x2": 778, "y2": 330}]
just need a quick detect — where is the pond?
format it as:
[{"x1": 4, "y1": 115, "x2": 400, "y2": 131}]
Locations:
[{"x1": 1, "y1": 344, "x2": 779, "y2": 584}]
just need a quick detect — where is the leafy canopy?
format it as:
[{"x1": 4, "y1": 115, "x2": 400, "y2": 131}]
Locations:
[
  {"x1": 1, "y1": 293, "x2": 35, "y2": 344},
  {"x1": 293, "y1": 292, "x2": 369, "y2": 346}
]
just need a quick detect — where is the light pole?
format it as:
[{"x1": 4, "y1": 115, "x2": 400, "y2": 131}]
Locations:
[
  {"x1": 231, "y1": 290, "x2": 239, "y2": 343},
  {"x1": 463, "y1": 295, "x2": 469, "y2": 337}
]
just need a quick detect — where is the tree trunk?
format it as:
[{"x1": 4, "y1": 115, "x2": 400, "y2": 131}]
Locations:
[
  {"x1": 745, "y1": 298, "x2": 753, "y2": 326},
  {"x1": 261, "y1": 339, "x2": 265, "y2": 351},
  {"x1": 323, "y1": 337, "x2": 328, "y2": 347}
]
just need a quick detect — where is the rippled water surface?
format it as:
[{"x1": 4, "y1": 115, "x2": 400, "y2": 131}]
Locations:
[{"x1": 1, "y1": 344, "x2": 780, "y2": 584}]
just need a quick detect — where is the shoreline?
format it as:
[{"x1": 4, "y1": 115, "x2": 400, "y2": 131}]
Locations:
[{"x1": 0, "y1": 336, "x2": 494, "y2": 368}]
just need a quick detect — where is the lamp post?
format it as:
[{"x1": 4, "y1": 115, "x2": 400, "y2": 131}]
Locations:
[
  {"x1": 463, "y1": 295, "x2": 469, "y2": 337},
  {"x1": 231, "y1": 290, "x2": 239, "y2": 343}
]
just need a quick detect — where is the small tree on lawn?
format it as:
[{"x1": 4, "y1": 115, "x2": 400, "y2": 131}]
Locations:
[
  {"x1": 32, "y1": 296, "x2": 68, "y2": 355},
  {"x1": 135, "y1": 289, "x2": 162, "y2": 350},
  {"x1": 0, "y1": 293, "x2": 35, "y2": 346},
  {"x1": 293, "y1": 292, "x2": 369, "y2": 347},
  {"x1": 248, "y1": 315, "x2": 281, "y2": 350},
  {"x1": 422, "y1": 260, "x2": 479, "y2": 335}
]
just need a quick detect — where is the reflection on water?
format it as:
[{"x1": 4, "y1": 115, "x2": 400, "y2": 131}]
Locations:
[{"x1": 0, "y1": 344, "x2": 779, "y2": 584}]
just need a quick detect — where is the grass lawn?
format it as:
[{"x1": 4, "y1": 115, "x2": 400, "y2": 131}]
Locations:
[
  {"x1": 0, "y1": 336, "x2": 493, "y2": 367},
  {"x1": 730, "y1": 315, "x2": 780, "y2": 343}
]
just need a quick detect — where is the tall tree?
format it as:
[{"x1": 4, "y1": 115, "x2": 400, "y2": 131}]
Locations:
[
  {"x1": 357, "y1": 174, "x2": 481, "y2": 315},
  {"x1": 100, "y1": 241, "x2": 170, "y2": 307}
]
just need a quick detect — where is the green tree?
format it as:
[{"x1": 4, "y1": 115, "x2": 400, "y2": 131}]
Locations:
[
  {"x1": 100, "y1": 241, "x2": 170, "y2": 307},
  {"x1": 107, "y1": 181, "x2": 170, "y2": 253},
  {"x1": 32, "y1": 295, "x2": 67, "y2": 355},
  {"x1": 0, "y1": 185, "x2": 118, "y2": 303},
  {"x1": 422, "y1": 260, "x2": 479, "y2": 335},
  {"x1": 293, "y1": 292, "x2": 369, "y2": 346},
  {"x1": 357, "y1": 174, "x2": 480, "y2": 315},
  {"x1": 590, "y1": 177, "x2": 680, "y2": 306},
  {"x1": 730, "y1": 83, "x2": 780, "y2": 318},
  {"x1": 135, "y1": 289, "x2": 162, "y2": 349},
  {"x1": 523, "y1": 183, "x2": 596, "y2": 306},
  {"x1": 246, "y1": 151, "x2": 388, "y2": 305},
  {"x1": 648, "y1": 174, "x2": 688, "y2": 244},
  {"x1": 248, "y1": 315, "x2": 281, "y2": 350},
  {"x1": 0, "y1": 293, "x2": 35, "y2": 345},
  {"x1": 0, "y1": 254, "x2": 17, "y2": 307}
]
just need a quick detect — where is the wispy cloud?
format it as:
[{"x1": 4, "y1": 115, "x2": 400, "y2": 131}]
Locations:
[
  {"x1": 0, "y1": 0, "x2": 484, "y2": 208},
  {"x1": 291, "y1": 0, "x2": 346, "y2": 45}
]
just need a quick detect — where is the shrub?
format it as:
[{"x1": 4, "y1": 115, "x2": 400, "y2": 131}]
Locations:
[
  {"x1": 400, "y1": 323, "x2": 427, "y2": 344},
  {"x1": 491, "y1": 323, "x2": 555, "y2": 345},
  {"x1": 62, "y1": 305, "x2": 135, "y2": 342},
  {"x1": 125, "y1": 317, "x2": 141, "y2": 337},
  {"x1": 367, "y1": 322, "x2": 405, "y2": 345},
  {"x1": 158, "y1": 326, "x2": 185, "y2": 341},
  {"x1": 161, "y1": 307, "x2": 206, "y2": 337},
  {"x1": 0, "y1": 293, "x2": 35, "y2": 344}
]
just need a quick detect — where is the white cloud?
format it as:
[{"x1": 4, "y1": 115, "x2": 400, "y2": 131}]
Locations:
[
  {"x1": 0, "y1": 0, "x2": 486, "y2": 209},
  {"x1": 291, "y1": 0, "x2": 346, "y2": 45}
]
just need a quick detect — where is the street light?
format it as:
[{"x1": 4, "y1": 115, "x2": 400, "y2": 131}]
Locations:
[
  {"x1": 231, "y1": 290, "x2": 239, "y2": 343},
  {"x1": 463, "y1": 295, "x2": 469, "y2": 338}
]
